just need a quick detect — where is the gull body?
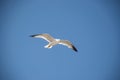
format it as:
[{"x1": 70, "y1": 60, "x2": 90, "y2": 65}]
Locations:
[
  {"x1": 30, "y1": 33, "x2": 78, "y2": 52},
  {"x1": 44, "y1": 39, "x2": 60, "y2": 48}
]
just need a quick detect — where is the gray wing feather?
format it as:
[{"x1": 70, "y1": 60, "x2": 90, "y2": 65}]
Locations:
[
  {"x1": 59, "y1": 40, "x2": 78, "y2": 52},
  {"x1": 30, "y1": 33, "x2": 55, "y2": 42}
]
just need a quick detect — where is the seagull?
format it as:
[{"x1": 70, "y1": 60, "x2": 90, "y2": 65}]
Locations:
[{"x1": 30, "y1": 33, "x2": 78, "y2": 52}]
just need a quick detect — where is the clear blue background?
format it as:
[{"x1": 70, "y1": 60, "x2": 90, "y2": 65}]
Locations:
[{"x1": 0, "y1": 0, "x2": 120, "y2": 80}]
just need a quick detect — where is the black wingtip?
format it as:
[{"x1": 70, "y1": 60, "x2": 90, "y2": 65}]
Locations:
[
  {"x1": 30, "y1": 35, "x2": 36, "y2": 37},
  {"x1": 30, "y1": 34, "x2": 42, "y2": 37},
  {"x1": 72, "y1": 46, "x2": 78, "y2": 52}
]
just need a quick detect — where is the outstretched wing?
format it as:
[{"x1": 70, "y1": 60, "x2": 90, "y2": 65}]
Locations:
[
  {"x1": 59, "y1": 40, "x2": 78, "y2": 52},
  {"x1": 30, "y1": 33, "x2": 55, "y2": 42}
]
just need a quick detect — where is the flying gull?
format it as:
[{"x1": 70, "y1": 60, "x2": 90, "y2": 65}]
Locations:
[{"x1": 30, "y1": 33, "x2": 78, "y2": 52}]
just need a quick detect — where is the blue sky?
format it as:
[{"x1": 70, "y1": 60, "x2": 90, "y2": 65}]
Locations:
[{"x1": 0, "y1": 0, "x2": 120, "y2": 80}]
